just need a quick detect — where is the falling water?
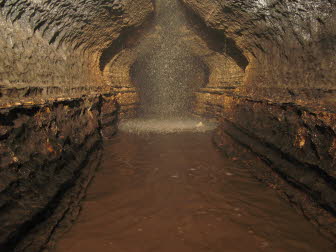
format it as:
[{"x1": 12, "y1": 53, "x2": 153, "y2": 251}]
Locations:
[
  {"x1": 120, "y1": 0, "x2": 216, "y2": 133},
  {"x1": 132, "y1": 0, "x2": 206, "y2": 117}
]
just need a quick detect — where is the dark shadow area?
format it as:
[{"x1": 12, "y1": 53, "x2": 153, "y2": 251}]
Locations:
[
  {"x1": 99, "y1": 10, "x2": 156, "y2": 72},
  {"x1": 178, "y1": 0, "x2": 249, "y2": 70}
]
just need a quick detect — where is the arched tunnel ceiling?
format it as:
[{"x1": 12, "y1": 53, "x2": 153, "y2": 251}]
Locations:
[
  {"x1": 104, "y1": 1, "x2": 246, "y2": 90},
  {"x1": 0, "y1": 0, "x2": 153, "y2": 51},
  {"x1": 181, "y1": 0, "x2": 336, "y2": 90},
  {"x1": 103, "y1": 0, "x2": 336, "y2": 111},
  {"x1": 0, "y1": 0, "x2": 154, "y2": 105},
  {"x1": 1, "y1": 0, "x2": 335, "y2": 108}
]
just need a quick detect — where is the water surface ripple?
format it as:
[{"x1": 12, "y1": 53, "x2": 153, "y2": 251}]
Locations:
[{"x1": 55, "y1": 133, "x2": 333, "y2": 252}]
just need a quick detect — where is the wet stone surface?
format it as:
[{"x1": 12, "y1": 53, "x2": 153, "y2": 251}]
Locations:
[{"x1": 55, "y1": 132, "x2": 334, "y2": 252}]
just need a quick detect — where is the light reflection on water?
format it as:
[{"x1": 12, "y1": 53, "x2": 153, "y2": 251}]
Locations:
[{"x1": 118, "y1": 118, "x2": 217, "y2": 134}]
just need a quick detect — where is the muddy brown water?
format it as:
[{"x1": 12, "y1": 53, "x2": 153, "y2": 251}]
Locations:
[{"x1": 55, "y1": 132, "x2": 334, "y2": 252}]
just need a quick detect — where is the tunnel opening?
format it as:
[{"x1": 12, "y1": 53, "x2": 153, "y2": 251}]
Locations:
[
  {"x1": 117, "y1": 0, "x2": 219, "y2": 133},
  {"x1": 99, "y1": 11, "x2": 156, "y2": 72},
  {"x1": 104, "y1": 0, "x2": 248, "y2": 122},
  {"x1": 129, "y1": 0, "x2": 210, "y2": 119},
  {"x1": 179, "y1": 0, "x2": 249, "y2": 71},
  {"x1": 130, "y1": 53, "x2": 209, "y2": 118}
]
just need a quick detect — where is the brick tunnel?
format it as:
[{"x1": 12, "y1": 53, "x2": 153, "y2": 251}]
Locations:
[{"x1": 0, "y1": 0, "x2": 336, "y2": 251}]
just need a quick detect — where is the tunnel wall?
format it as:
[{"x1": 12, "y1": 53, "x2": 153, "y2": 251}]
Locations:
[
  {"x1": 181, "y1": 0, "x2": 336, "y2": 240},
  {"x1": 0, "y1": 95, "x2": 117, "y2": 251},
  {"x1": 193, "y1": 55, "x2": 244, "y2": 118},
  {"x1": 0, "y1": 0, "x2": 153, "y2": 103},
  {"x1": 182, "y1": 0, "x2": 336, "y2": 90},
  {"x1": 104, "y1": 49, "x2": 140, "y2": 118},
  {"x1": 0, "y1": 0, "x2": 153, "y2": 251}
]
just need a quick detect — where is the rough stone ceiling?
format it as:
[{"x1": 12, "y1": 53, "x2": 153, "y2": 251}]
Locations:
[
  {"x1": 181, "y1": 0, "x2": 336, "y2": 89},
  {"x1": 1, "y1": 0, "x2": 152, "y2": 51},
  {"x1": 0, "y1": 0, "x2": 154, "y2": 105}
]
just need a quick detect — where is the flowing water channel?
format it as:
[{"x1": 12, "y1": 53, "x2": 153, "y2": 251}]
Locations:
[{"x1": 55, "y1": 132, "x2": 333, "y2": 252}]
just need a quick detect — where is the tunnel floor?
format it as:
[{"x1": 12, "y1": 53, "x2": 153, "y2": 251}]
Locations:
[{"x1": 55, "y1": 132, "x2": 333, "y2": 252}]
